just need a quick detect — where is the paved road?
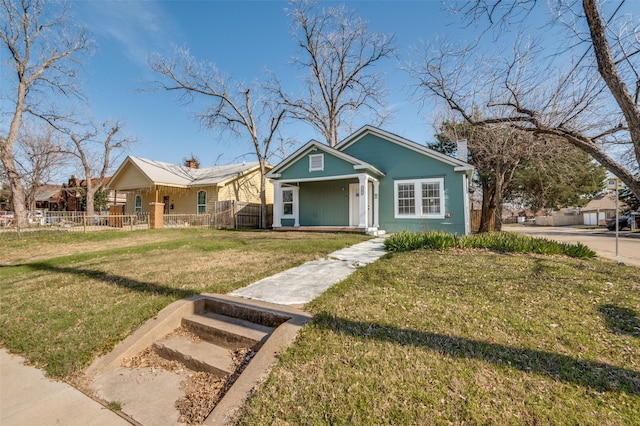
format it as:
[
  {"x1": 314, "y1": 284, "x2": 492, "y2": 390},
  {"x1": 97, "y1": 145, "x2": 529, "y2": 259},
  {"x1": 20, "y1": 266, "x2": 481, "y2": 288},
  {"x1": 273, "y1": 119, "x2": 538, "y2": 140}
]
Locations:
[{"x1": 505, "y1": 224, "x2": 640, "y2": 267}]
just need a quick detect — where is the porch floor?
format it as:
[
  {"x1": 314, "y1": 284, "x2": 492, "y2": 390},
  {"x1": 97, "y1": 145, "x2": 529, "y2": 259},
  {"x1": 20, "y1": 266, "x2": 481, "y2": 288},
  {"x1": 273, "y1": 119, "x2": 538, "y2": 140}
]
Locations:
[{"x1": 273, "y1": 226, "x2": 385, "y2": 236}]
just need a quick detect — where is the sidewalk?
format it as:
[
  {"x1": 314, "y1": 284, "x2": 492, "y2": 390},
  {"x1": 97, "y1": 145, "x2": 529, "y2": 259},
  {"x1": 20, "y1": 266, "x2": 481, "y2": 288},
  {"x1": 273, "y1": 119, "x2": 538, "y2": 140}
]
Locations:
[
  {"x1": 0, "y1": 349, "x2": 131, "y2": 426},
  {"x1": 0, "y1": 236, "x2": 387, "y2": 425}
]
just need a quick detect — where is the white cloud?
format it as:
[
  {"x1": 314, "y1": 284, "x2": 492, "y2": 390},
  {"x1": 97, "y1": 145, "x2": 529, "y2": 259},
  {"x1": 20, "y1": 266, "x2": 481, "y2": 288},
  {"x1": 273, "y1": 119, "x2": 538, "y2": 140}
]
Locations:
[{"x1": 73, "y1": 0, "x2": 182, "y2": 66}]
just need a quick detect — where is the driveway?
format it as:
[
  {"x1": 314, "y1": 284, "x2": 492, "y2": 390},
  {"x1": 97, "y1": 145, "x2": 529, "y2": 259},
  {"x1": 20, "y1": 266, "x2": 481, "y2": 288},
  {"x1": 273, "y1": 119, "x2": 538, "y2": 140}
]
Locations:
[{"x1": 504, "y1": 224, "x2": 640, "y2": 267}]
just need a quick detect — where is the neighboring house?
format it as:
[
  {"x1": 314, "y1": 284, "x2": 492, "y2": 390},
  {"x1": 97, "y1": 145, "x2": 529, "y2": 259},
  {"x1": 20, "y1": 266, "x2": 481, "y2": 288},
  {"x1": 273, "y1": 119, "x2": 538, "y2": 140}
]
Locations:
[
  {"x1": 267, "y1": 126, "x2": 474, "y2": 235},
  {"x1": 60, "y1": 176, "x2": 125, "y2": 212},
  {"x1": 33, "y1": 184, "x2": 62, "y2": 211},
  {"x1": 106, "y1": 156, "x2": 272, "y2": 215},
  {"x1": 581, "y1": 193, "x2": 626, "y2": 226}
]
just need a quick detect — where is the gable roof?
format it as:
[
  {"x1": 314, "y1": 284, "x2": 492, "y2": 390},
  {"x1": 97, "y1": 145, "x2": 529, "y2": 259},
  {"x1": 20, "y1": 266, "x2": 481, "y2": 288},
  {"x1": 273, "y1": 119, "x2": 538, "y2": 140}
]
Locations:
[
  {"x1": 582, "y1": 193, "x2": 626, "y2": 211},
  {"x1": 108, "y1": 156, "x2": 266, "y2": 190},
  {"x1": 336, "y1": 125, "x2": 473, "y2": 171},
  {"x1": 266, "y1": 140, "x2": 384, "y2": 178},
  {"x1": 34, "y1": 185, "x2": 61, "y2": 202},
  {"x1": 268, "y1": 125, "x2": 474, "y2": 180}
]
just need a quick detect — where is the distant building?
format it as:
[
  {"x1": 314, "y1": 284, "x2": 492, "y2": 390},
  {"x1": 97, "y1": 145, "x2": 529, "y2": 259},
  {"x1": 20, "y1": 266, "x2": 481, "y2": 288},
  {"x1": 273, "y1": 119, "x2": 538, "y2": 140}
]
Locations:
[
  {"x1": 58, "y1": 176, "x2": 125, "y2": 212},
  {"x1": 581, "y1": 193, "x2": 626, "y2": 226}
]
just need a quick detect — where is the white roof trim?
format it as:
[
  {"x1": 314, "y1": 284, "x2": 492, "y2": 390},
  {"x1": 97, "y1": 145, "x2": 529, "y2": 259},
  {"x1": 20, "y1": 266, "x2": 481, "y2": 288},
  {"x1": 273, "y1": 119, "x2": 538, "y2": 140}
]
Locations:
[{"x1": 277, "y1": 172, "x2": 379, "y2": 184}]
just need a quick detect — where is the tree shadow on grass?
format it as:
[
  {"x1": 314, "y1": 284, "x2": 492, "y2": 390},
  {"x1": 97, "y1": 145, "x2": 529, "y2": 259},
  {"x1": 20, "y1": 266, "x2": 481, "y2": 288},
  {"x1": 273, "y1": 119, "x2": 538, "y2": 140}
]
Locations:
[
  {"x1": 25, "y1": 262, "x2": 196, "y2": 299},
  {"x1": 313, "y1": 312, "x2": 640, "y2": 396},
  {"x1": 599, "y1": 305, "x2": 640, "y2": 338}
]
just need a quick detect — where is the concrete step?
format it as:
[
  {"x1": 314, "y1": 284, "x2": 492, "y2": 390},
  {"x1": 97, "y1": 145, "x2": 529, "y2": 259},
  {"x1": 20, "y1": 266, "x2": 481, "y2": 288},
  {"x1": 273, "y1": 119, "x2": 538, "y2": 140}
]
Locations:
[
  {"x1": 182, "y1": 313, "x2": 273, "y2": 350},
  {"x1": 202, "y1": 298, "x2": 291, "y2": 328},
  {"x1": 152, "y1": 335, "x2": 234, "y2": 378}
]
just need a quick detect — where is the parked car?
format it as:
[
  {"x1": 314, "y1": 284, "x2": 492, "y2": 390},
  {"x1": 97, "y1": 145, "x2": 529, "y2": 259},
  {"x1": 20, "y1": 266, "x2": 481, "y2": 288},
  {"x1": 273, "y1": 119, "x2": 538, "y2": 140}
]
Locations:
[
  {"x1": 606, "y1": 214, "x2": 640, "y2": 231},
  {"x1": 27, "y1": 210, "x2": 45, "y2": 226},
  {"x1": 0, "y1": 212, "x2": 15, "y2": 227}
]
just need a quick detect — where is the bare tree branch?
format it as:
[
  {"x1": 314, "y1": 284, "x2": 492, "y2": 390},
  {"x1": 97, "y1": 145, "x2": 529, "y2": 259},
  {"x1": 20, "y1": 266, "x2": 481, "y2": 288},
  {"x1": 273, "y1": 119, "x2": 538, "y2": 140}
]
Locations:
[
  {"x1": 148, "y1": 47, "x2": 289, "y2": 228},
  {"x1": 272, "y1": 0, "x2": 396, "y2": 147},
  {"x1": 408, "y1": 0, "x2": 640, "y2": 200},
  {"x1": 0, "y1": 0, "x2": 90, "y2": 230}
]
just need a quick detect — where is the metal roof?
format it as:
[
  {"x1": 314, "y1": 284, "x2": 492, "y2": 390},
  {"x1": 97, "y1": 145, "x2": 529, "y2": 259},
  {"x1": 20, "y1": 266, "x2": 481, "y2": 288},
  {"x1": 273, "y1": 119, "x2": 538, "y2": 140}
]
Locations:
[{"x1": 125, "y1": 156, "x2": 262, "y2": 187}]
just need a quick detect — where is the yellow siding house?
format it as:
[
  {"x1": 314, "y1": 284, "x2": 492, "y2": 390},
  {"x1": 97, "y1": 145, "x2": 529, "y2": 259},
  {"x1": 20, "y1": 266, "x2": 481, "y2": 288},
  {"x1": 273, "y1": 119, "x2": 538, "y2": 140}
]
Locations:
[{"x1": 106, "y1": 156, "x2": 273, "y2": 215}]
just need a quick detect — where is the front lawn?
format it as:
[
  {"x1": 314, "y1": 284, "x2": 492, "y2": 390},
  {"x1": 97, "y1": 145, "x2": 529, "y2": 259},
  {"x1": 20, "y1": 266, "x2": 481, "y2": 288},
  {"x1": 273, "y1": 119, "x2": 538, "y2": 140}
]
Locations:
[
  {"x1": 0, "y1": 228, "x2": 368, "y2": 377},
  {"x1": 239, "y1": 249, "x2": 640, "y2": 425}
]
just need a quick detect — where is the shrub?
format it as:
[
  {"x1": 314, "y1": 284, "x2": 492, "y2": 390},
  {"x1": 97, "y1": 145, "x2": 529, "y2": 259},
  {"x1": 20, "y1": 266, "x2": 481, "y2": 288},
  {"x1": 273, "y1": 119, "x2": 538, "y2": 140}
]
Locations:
[
  {"x1": 561, "y1": 242, "x2": 596, "y2": 259},
  {"x1": 385, "y1": 231, "x2": 596, "y2": 259},
  {"x1": 384, "y1": 231, "x2": 430, "y2": 252}
]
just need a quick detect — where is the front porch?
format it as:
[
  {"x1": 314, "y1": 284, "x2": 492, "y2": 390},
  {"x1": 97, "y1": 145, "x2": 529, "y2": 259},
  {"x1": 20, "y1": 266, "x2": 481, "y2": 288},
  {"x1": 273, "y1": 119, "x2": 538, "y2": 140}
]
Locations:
[
  {"x1": 272, "y1": 174, "x2": 381, "y2": 231},
  {"x1": 273, "y1": 225, "x2": 385, "y2": 236}
]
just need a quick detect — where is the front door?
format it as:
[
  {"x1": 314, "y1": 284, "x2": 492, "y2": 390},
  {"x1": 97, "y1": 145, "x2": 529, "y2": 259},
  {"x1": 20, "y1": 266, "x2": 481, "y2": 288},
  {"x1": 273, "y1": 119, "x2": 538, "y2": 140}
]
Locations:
[{"x1": 163, "y1": 196, "x2": 170, "y2": 214}]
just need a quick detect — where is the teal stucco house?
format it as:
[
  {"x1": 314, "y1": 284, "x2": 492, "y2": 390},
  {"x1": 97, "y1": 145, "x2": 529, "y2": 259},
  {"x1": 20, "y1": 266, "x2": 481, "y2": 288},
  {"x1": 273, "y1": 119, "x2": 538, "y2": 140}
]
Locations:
[{"x1": 267, "y1": 126, "x2": 474, "y2": 235}]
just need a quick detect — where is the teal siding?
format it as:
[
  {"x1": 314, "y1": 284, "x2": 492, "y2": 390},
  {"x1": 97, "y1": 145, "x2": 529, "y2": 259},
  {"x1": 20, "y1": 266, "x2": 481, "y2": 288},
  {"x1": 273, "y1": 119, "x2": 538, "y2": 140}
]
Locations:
[
  {"x1": 377, "y1": 173, "x2": 467, "y2": 234},
  {"x1": 274, "y1": 132, "x2": 469, "y2": 235},
  {"x1": 281, "y1": 218, "x2": 295, "y2": 227},
  {"x1": 343, "y1": 134, "x2": 467, "y2": 235},
  {"x1": 279, "y1": 150, "x2": 357, "y2": 180},
  {"x1": 299, "y1": 179, "x2": 354, "y2": 225}
]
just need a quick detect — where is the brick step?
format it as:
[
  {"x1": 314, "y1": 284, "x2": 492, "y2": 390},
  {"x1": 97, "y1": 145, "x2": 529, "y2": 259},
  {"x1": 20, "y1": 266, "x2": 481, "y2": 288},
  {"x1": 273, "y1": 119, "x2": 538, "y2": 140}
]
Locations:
[
  {"x1": 182, "y1": 313, "x2": 273, "y2": 350},
  {"x1": 152, "y1": 335, "x2": 235, "y2": 378}
]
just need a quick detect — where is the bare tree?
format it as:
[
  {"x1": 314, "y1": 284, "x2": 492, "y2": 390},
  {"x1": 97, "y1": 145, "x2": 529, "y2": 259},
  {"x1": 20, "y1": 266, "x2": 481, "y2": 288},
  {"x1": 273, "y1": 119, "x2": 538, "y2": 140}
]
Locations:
[
  {"x1": 272, "y1": 0, "x2": 396, "y2": 147},
  {"x1": 0, "y1": 0, "x2": 90, "y2": 229},
  {"x1": 64, "y1": 121, "x2": 130, "y2": 216},
  {"x1": 409, "y1": 0, "x2": 640, "y2": 199},
  {"x1": 433, "y1": 119, "x2": 539, "y2": 231},
  {"x1": 14, "y1": 121, "x2": 66, "y2": 210},
  {"x1": 148, "y1": 48, "x2": 287, "y2": 228}
]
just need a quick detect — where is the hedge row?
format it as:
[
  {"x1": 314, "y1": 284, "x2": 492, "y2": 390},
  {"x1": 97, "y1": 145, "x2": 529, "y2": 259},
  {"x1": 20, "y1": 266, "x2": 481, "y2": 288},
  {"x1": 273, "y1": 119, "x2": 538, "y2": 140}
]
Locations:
[{"x1": 383, "y1": 231, "x2": 596, "y2": 259}]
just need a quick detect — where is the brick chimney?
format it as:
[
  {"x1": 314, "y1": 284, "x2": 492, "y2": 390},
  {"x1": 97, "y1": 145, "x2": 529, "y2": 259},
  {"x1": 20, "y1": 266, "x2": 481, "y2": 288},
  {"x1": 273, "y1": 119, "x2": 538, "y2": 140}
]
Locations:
[{"x1": 185, "y1": 159, "x2": 197, "y2": 169}]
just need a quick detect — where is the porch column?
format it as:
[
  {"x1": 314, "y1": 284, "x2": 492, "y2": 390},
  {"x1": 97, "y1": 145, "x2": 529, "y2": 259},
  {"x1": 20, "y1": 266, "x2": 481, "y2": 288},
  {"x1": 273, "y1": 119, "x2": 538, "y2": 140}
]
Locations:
[
  {"x1": 358, "y1": 174, "x2": 368, "y2": 228},
  {"x1": 149, "y1": 202, "x2": 164, "y2": 229},
  {"x1": 292, "y1": 186, "x2": 300, "y2": 227},
  {"x1": 373, "y1": 180, "x2": 380, "y2": 228},
  {"x1": 272, "y1": 181, "x2": 282, "y2": 228},
  {"x1": 463, "y1": 173, "x2": 471, "y2": 235}
]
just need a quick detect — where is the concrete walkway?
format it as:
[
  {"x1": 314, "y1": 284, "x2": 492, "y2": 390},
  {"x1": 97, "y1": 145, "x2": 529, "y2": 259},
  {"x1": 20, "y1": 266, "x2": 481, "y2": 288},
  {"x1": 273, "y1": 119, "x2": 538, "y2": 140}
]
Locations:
[
  {"x1": 230, "y1": 237, "x2": 387, "y2": 305},
  {"x1": 0, "y1": 236, "x2": 387, "y2": 425}
]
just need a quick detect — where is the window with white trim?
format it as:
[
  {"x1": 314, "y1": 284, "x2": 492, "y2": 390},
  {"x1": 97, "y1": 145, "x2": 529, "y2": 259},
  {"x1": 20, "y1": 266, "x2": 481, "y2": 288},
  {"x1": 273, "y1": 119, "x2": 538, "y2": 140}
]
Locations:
[
  {"x1": 309, "y1": 154, "x2": 324, "y2": 171},
  {"x1": 197, "y1": 190, "x2": 207, "y2": 214},
  {"x1": 135, "y1": 194, "x2": 142, "y2": 213},
  {"x1": 394, "y1": 178, "x2": 444, "y2": 218},
  {"x1": 282, "y1": 188, "x2": 294, "y2": 216}
]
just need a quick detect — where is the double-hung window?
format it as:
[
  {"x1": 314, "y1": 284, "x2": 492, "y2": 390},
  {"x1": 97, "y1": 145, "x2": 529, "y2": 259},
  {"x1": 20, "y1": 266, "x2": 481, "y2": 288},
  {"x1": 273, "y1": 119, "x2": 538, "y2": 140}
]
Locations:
[
  {"x1": 197, "y1": 190, "x2": 207, "y2": 214},
  {"x1": 394, "y1": 178, "x2": 444, "y2": 219},
  {"x1": 135, "y1": 194, "x2": 142, "y2": 213},
  {"x1": 282, "y1": 188, "x2": 294, "y2": 216}
]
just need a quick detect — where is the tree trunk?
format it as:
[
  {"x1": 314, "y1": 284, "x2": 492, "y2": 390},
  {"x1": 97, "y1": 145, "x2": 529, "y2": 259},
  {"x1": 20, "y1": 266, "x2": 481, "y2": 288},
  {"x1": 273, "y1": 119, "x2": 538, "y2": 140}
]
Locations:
[
  {"x1": 583, "y1": 0, "x2": 640, "y2": 167},
  {"x1": 478, "y1": 181, "x2": 496, "y2": 233},
  {"x1": 259, "y1": 160, "x2": 268, "y2": 229}
]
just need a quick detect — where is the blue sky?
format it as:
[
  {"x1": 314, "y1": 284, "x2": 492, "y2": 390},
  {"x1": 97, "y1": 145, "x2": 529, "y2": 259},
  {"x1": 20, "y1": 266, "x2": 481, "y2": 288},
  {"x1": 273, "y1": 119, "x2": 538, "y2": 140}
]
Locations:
[{"x1": 65, "y1": 0, "x2": 478, "y2": 170}]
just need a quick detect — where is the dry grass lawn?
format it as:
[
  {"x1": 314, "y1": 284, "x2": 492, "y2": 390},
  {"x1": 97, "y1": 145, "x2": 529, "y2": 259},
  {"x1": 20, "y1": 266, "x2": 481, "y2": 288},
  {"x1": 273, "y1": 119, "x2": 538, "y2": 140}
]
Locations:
[{"x1": 0, "y1": 228, "x2": 368, "y2": 377}]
